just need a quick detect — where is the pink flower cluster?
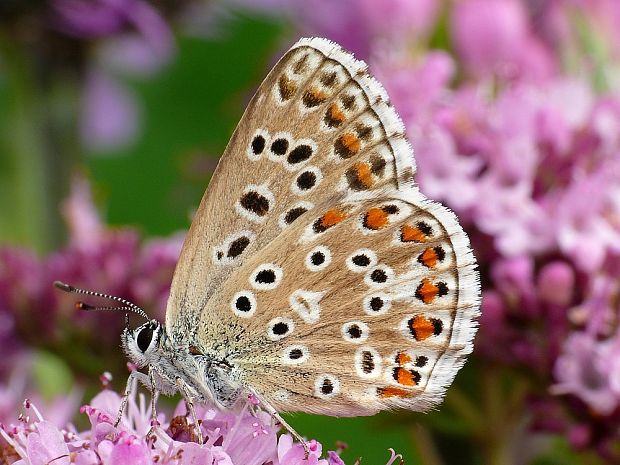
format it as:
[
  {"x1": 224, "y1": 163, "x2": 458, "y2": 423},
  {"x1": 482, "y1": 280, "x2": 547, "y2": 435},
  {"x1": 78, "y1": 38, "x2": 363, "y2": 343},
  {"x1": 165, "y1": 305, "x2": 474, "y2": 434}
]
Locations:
[
  {"x1": 0, "y1": 386, "x2": 400, "y2": 465},
  {"x1": 0, "y1": 177, "x2": 184, "y2": 377}
]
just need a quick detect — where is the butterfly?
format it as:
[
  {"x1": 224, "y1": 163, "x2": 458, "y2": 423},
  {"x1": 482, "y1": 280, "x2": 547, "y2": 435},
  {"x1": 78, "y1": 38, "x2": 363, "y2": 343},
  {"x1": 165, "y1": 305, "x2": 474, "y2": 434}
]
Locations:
[{"x1": 56, "y1": 37, "x2": 480, "y2": 449}]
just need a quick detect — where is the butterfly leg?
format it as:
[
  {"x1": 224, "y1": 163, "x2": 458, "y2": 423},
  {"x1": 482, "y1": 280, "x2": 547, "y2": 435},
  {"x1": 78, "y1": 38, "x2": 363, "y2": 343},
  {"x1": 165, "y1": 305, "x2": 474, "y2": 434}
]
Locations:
[
  {"x1": 248, "y1": 389, "x2": 309, "y2": 457},
  {"x1": 146, "y1": 369, "x2": 161, "y2": 439},
  {"x1": 175, "y1": 377, "x2": 204, "y2": 444},
  {"x1": 115, "y1": 370, "x2": 151, "y2": 427}
]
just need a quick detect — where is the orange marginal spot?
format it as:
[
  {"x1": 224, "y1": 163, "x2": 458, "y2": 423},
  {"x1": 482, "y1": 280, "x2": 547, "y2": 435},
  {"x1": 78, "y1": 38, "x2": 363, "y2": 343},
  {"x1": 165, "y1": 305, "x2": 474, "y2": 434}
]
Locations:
[
  {"x1": 310, "y1": 88, "x2": 327, "y2": 100},
  {"x1": 408, "y1": 315, "x2": 435, "y2": 341},
  {"x1": 355, "y1": 162, "x2": 373, "y2": 188},
  {"x1": 378, "y1": 387, "x2": 414, "y2": 399},
  {"x1": 415, "y1": 278, "x2": 440, "y2": 304},
  {"x1": 341, "y1": 133, "x2": 361, "y2": 153},
  {"x1": 328, "y1": 103, "x2": 346, "y2": 124},
  {"x1": 303, "y1": 88, "x2": 328, "y2": 107},
  {"x1": 401, "y1": 224, "x2": 427, "y2": 243},
  {"x1": 419, "y1": 248, "x2": 439, "y2": 268},
  {"x1": 364, "y1": 207, "x2": 389, "y2": 230},
  {"x1": 394, "y1": 367, "x2": 418, "y2": 386},
  {"x1": 346, "y1": 162, "x2": 374, "y2": 191},
  {"x1": 396, "y1": 352, "x2": 412, "y2": 366},
  {"x1": 321, "y1": 209, "x2": 347, "y2": 228}
]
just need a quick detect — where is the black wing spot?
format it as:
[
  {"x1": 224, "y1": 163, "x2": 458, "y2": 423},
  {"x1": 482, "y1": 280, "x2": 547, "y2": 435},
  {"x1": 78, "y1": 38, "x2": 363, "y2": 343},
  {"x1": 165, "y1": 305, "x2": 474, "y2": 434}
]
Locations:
[
  {"x1": 352, "y1": 254, "x2": 371, "y2": 267},
  {"x1": 311, "y1": 252, "x2": 325, "y2": 265},
  {"x1": 288, "y1": 145, "x2": 313, "y2": 164},
  {"x1": 251, "y1": 135, "x2": 265, "y2": 155},
  {"x1": 347, "y1": 325, "x2": 363, "y2": 339},
  {"x1": 361, "y1": 351, "x2": 375, "y2": 374},
  {"x1": 284, "y1": 207, "x2": 308, "y2": 225},
  {"x1": 235, "y1": 296, "x2": 251, "y2": 312},
  {"x1": 255, "y1": 269, "x2": 276, "y2": 284},
  {"x1": 296, "y1": 171, "x2": 317, "y2": 190},
  {"x1": 240, "y1": 191, "x2": 270, "y2": 216},
  {"x1": 321, "y1": 378, "x2": 334, "y2": 395},
  {"x1": 369, "y1": 296, "x2": 383, "y2": 311},
  {"x1": 272, "y1": 322, "x2": 289, "y2": 336},
  {"x1": 370, "y1": 269, "x2": 388, "y2": 283},
  {"x1": 227, "y1": 236, "x2": 250, "y2": 258},
  {"x1": 271, "y1": 138, "x2": 289, "y2": 155}
]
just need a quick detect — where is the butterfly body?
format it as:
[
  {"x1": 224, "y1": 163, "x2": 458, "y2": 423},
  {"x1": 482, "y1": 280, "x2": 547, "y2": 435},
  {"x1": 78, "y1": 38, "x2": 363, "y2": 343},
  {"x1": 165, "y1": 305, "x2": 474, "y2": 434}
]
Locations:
[{"x1": 64, "y1": 37, "x2": 480, "y2": 443}]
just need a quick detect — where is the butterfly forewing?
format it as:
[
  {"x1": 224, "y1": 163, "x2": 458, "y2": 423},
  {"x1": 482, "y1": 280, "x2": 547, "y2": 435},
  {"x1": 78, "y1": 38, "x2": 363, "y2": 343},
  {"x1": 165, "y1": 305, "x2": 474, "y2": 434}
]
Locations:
[
  {"x1": 166, "y1": 38, "x2": 414, "y2": 336},
  {"x1": 165, "y1": 37, "x2": 480, "y2": 416}
]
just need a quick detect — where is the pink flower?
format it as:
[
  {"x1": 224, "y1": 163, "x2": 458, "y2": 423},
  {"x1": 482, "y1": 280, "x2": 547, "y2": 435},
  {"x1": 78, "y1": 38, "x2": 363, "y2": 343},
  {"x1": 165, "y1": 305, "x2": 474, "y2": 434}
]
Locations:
[
  {"x1": 553, "y1": 165, "x2": 620, "y2": 273},
  {"x1": 450, "y1": 0, "x2": 531, "y2": 78},
  {"x1": 26, "y1": 420, "x2": 71, "y2": 465},
  {"x1": 375, "y1": 51, "x2": 455, "y2": 123},
  {"x1": 552, "y1": 332, "x2": 620, "y2": 415},
  {"x1": 273, "y1": 0, "x2": 440, "y2": 58},
  {"x1": 414, "y1": 124, "x2": 482, "y2": 213},
  {"x1": 61, "y1": 176, "x2": 105, "y2": 251},
  {"x1": 0, "y1": 356, "x2": 82, "y2": 428},
  {"x1": 0, "y1": 384, "x2": 402, "y2": 464},
  {"x1": 52, "y1": 0, "x2": 175, "y2": 151},
  {"x1": 81, "y1": 70, "x2": 141, "y2": 152},
  {"x1": 537, "y1": 261, "x2": 575, "y2": 306},
  {"x1": 357, "y1": 0, "x2": 440, "y2": 42}
]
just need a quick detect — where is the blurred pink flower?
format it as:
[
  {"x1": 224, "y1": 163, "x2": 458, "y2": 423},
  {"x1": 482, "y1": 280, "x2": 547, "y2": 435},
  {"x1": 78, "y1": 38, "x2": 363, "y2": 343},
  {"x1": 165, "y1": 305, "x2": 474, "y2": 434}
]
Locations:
[
  {"x1": 0, "y1": 355, "x2": 81, "y2": 428},
  {"x1": 52, "y1": 0, "x2": 175, "y2": 152},
  {"x1": 491, "y1": 256, "x2": 536, "y2": 309},
  {"x1": 451, "y1": 0, "x2": 529, "y2": 77},
  {"x1": 0, "y1": 177, "x2": 184, "y2": 373},
  {"x1": 413, "y1": 124, "x2": 482, "y2": 212},
  {"x1": 537, "y1": 261, "x2": 575, "y2": 306},
  {"x1": 81, "y1": 70, "x2": 142, "y2": 155},
  {"x1": 292, "y1": 1, "x2": 374, "y2": 57},
  {"x1": 356, "y1": 0, "x2": 440, "y2": 43},
  {"x1": 52, "y1": 0, "x2": 133, "y2": 38},
  {"x1": 52, "y1": 0, "x2": 174, "y2": 50},
  {"x1": 242, "y1": 0, "x2": 439, "y2": 58},
  {"x1": 531, "y1": 0, "x2": 620, "y2": 60},
  {"x1": 553, "y1": 165, "x2": 620, "y2": 273},
  {"x1": 61, "y1": 176, "x2": 104, "y2": 250},
  {"x1": 552, "y1": 332, "x2": 619, "y2": 415},
  {"x1": 374, "y1": 51, "x2": 455, "y2": 122}
]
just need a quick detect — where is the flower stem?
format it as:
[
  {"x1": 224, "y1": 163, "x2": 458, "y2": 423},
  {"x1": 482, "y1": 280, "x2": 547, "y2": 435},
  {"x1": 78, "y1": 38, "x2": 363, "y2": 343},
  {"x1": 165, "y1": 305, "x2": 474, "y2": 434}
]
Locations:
[
  {"x1": 475, "y1": 366, "x2": 530, "y2": 465},
  {"x1": 409, "y1": 424, "x2": 444, "y2": 465},
  {"x1": 0, "y1": 39, "x2": 78, "y2": 253}
]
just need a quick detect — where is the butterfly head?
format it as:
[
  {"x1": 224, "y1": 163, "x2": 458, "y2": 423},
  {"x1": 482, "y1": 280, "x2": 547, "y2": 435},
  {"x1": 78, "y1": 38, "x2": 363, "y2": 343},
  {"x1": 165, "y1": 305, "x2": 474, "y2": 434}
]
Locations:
[
  {"x1": 53, "y1": 281, "x2": 166, "y2": 368},
  {"x1": 122, "y1": 319, "x2": 164, "y2": 368}
]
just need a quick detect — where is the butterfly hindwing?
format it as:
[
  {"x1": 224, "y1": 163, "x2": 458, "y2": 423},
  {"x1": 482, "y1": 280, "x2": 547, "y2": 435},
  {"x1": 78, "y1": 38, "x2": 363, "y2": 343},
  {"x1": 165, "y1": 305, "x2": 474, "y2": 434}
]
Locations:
[{"x1": 195, "y1": 191, "x2": 479, "y2": 415}]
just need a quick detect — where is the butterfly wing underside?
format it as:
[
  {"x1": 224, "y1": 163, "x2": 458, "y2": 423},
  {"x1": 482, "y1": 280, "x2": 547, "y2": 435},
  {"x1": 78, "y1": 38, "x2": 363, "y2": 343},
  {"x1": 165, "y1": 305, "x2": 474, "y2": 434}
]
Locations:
[{"x1": 165, "y1": 37, "x2": 480, "y2": 415}]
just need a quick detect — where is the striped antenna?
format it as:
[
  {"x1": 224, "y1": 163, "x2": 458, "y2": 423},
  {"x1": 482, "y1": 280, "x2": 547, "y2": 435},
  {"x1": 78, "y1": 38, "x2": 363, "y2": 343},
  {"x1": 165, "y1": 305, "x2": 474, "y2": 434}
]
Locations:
[{"x1": 54, "y1": 281, "x2": 149, "y2": 321}]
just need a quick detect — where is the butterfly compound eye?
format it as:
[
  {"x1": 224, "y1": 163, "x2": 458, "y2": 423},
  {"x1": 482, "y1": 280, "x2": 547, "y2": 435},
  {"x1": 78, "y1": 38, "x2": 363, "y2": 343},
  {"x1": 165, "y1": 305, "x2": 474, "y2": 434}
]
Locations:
[{"x1": 136, "y1": 325, "x2": 154, "y2": 353}]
